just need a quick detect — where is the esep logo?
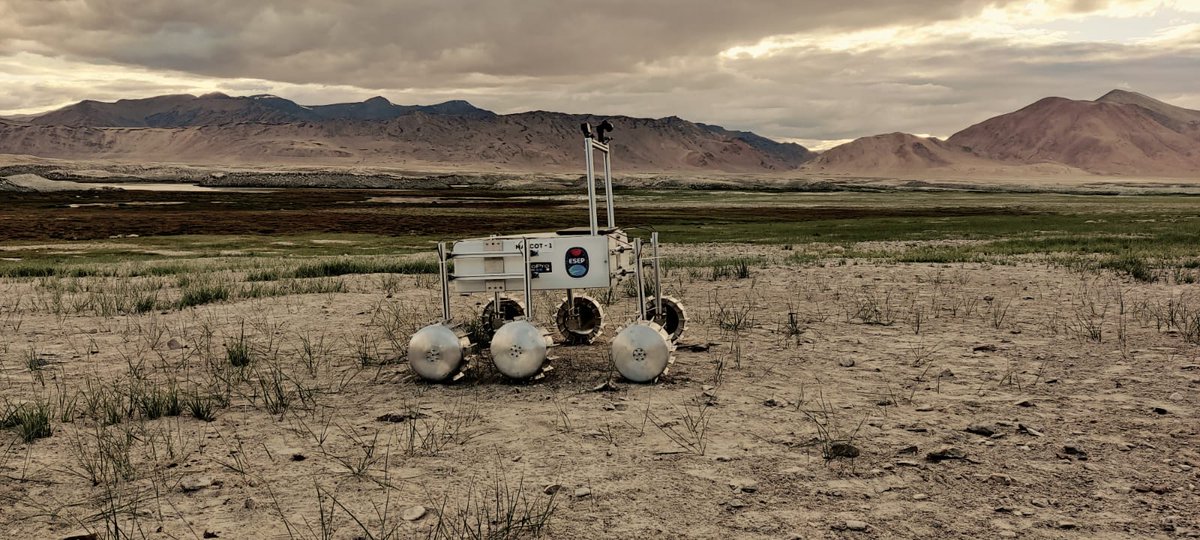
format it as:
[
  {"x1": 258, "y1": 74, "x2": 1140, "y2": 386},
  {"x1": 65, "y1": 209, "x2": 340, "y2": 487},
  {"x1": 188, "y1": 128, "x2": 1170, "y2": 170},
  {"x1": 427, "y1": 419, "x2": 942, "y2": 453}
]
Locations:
[{"x1": 565, "y1": 247, "x2": 589, "y2": 278}]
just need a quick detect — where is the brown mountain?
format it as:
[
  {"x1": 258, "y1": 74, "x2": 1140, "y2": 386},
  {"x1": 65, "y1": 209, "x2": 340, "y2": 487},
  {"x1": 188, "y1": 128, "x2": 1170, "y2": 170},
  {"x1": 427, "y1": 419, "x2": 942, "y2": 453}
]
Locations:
[
  {"x1": 805, "y1": 90, "x2": 1200, "y2": 178},
  {"x1": 947, "y1": 91, "x2": 1200, "y2": 176},
  {"x1": 805, "y1": 133, "x2": 976, "y2": 173},
  {"x1": 2, "y1": 94, "x2": 812, "y2": 172}
]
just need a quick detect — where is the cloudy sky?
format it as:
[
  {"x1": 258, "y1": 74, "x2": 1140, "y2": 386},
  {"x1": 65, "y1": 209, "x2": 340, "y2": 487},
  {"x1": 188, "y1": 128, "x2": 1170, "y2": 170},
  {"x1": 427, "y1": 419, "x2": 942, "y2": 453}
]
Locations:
[{"x1": 1, "y1": 0, "x2": 1198, "y2": 149}]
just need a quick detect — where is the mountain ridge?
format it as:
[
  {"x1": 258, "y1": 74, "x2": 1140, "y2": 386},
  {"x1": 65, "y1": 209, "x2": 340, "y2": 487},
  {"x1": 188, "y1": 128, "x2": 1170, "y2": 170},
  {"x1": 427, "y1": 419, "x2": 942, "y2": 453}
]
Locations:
[
  {"x1": 1, "y1": 94, "x2": 813, "y2": 172},
  {"x1": 807, "y1": 90, "x2": 1200, "y2": 177}
]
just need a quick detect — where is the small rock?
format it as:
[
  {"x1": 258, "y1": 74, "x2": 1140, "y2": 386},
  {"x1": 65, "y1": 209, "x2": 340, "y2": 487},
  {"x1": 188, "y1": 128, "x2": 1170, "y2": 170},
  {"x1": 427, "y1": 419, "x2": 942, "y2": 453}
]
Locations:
[
  {"x1": 1017, "y1": 423, "x2": 1043, "y2": 437},
  {"x1": 1062, "y1": 444, "x2": 1088, "y2": 460},
  {"x1": 180, "y1": 476, "x2": 213, "y2": 493},
  {"x1": 827, "y1": 442, "x2": 860, "y2": 459},
  {"x1": 844, "y1": 520, "x2": 869, "y2": 531},
  {"x1": 912, "y1": 493, "x2": 928, "y2": 501},
  {"x1": 1056, "y1": 521, "x2": 1077, "y2": 530},
  {"x1": 988, "y1": 473, "x2": 1013, "y2": 485},
  {"x1": 729, "y1": 479, "x2": 759, "y2": 493},
  {"x1": 591, "y1": 380, "x2": 618, "y2": 392},
  {"x1": 896, "y1": 460, "x2": 921, "y2": 467},
  {"x1": 1152, "y1": 407, "x2": 1171, "y2": 415},
  {"x1": 290, "y1": 453, "x2": 306, "y2": 462},
  {"x1": 543, "y1": 484, "x2": 563, "y2": 495},
  {"x1": 203, "y1": 532, "x2": 219, "y2": 539},
  {"x1": 573, "y1": 487, "x2": 592, "y2": 498},
  {"x1": 713, "y1": 455, "x2": 733, "y2": 462},
  {"x1": 377, "y1": 411, "x2": 424, "y2": 423},
  {"x1": 1133, "y1": 484, "x2": 1171, "y2": 494},
  {"x1": 926, "y1": 447, "x2": 967, "y2": 462},
  {"x1": 244, "y1": 498, "x2": 257, "y2": 510},
  {"x1": 167, "y1": 338, "x2": 185, "y2": 350},
  {"x1": 897, "y1": 445, "x2": 919, "y2": 455},
  {"x1": 1013, "y1": 399, "x2": 1035, "y2": 408},
  {"x1": 838, "y1": 359, "x2": 856, "y2": 368},
  {"x1": 401, "y1": 505, "x2": 426, "y2": 521},
  {"x1": 997, "y1": 531, "x2": 1017, "y2": 538},
  {"x1": 965, "y1": 424, "x2": 996, "y2": 437},
  {"x1": 728, "y1": 498, "x2": 748, "y2": 509},
  {"x1": 973, "y1": 344, "x2": 998, "y2": 353},
  {"x1": 1030, "y1": 498, "x2": 1049, "y2": 508}
]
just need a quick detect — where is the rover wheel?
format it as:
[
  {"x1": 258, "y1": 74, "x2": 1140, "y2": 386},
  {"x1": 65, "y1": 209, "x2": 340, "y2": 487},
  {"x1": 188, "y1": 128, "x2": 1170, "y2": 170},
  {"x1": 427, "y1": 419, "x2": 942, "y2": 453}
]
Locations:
[
  {"x1": 555, "y1": 295, "x2": 605, "y2": 345},
  {"x1": 490, "y1": 320, "x2": 553, "y2": 379},
  {"x1": 408, "y1": 323, "x2": 472, "y2": 382},
  {"x1": 644, "y1": 295, "x2": 688, "y2": 342},
  {"x1": 611, "y1": 321, "x2": 675, "y2": 383},
  {"x1": 478, "y1": 297, "x2": 526, "y2": 344}
]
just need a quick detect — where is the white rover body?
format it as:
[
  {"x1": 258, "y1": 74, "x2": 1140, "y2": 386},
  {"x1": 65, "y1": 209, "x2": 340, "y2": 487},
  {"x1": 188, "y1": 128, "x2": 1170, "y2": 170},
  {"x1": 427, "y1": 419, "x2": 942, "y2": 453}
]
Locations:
[{"x1": 407, "y1": 121, "x2": 688, "y2": 382}]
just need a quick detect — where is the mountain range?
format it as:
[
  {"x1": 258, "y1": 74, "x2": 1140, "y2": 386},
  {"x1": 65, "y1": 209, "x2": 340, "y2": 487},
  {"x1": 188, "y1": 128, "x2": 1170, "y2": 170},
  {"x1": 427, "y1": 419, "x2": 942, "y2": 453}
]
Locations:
[
  {"x1": 1, "y1": 89, "x2": 1197, "y2": 177},
  {"x1": 0, "y1": 93, "x2": 811, "y2": 172}
]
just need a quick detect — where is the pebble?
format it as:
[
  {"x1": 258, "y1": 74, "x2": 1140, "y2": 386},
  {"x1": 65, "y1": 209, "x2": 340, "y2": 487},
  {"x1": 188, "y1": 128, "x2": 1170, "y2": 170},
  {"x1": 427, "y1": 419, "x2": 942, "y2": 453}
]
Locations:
[
  {"x1": 728, "y1": 498, "x2": 747, "y2": 508},
  {"x1": 828, "y1": 442, "x2": 860, "y2": 459},
  {"x1": 243, "y1": 498, "x2": 256, "y2": 510},
  {"x1": 167, "y1": 338, "x2": 185, "y2": 350},
  {"x1": 180, "y1": 476, "x2": 213, "y2": 493},
  {"x1": 573, "y1": 487, "x2": 592, "y2": 498},
  {"x1": 844, "y1": 520, "x2": 869, "y2": 531},
  {"x1": 838, "y1": 359, "x2": 856, "y2": 368},
  {"x1": 401, "y1": 505, "x2": 426, "y2": 521},
  {"x1": 1062, "y1": 444, "x2": 1088, "y2": 460},
  {"x1": 966, "y1": 424, "x2": 996, "y2": 437},
  {"x1": 1057, "y1": 521, "x2": 1078, "y2": 530},
  {"x1": 926, "y1": 447, "x2": 967, "y2": 462},
  {"x1": 729, "y1": 479, "x2": 759, "y2": 493},
  {"x1": 912, "y1": 493, "x2": 928, "y2": 501},
  {"x1": 543, "y1": 484, "x2": 563, "y2": 495}
]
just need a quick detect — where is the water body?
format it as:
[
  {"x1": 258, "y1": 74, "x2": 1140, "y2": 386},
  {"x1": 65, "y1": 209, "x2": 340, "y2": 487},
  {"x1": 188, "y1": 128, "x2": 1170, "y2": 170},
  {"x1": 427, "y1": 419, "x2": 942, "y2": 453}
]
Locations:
[{"x1": 88, "y1": 182, "x2": 274, "y2": 193}]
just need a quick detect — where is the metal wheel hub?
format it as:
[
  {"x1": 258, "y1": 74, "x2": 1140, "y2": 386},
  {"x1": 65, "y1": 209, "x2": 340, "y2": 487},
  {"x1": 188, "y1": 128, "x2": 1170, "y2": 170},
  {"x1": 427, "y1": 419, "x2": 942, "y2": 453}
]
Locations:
[
  {"x1": 490, "y1": 320, "x2": 553, "y2": 379},
  {"x1": 408, "y1": 323, "x2": 472, "y2": 382},
  {"x1": 611, "y1": 321, "x2": 674, "y2": 382}
]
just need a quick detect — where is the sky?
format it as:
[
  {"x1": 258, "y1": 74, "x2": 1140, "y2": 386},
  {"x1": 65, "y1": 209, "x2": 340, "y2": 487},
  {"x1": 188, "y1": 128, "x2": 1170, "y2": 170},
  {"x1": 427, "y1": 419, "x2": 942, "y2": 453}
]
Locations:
[{"x1": 0, "y1": 0, "x2": 1198, "y2": 150}]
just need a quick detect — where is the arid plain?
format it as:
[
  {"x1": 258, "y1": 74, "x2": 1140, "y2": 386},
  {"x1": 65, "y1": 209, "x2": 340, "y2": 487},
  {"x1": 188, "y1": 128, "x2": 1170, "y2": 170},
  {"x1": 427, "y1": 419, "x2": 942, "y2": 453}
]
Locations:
[{"x1": 2, "y1": 183, "x2": 1199, "y2": 539}]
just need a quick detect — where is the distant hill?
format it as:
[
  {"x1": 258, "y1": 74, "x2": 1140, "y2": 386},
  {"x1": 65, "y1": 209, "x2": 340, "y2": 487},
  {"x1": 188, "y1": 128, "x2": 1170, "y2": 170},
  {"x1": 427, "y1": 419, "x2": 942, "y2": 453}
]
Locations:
[
  {"x1": 808, "y1": 90, "x2": 1200, "y2": 178},
  {"x1": 946, "y1": 91, "x2": 1200, "y2": 176},
  {"x1": 805, "y1": 133, "x2": 978, "y2": 173},
  {"x1": 0, "y1": 94, "x2": 813, "y2": 172}
]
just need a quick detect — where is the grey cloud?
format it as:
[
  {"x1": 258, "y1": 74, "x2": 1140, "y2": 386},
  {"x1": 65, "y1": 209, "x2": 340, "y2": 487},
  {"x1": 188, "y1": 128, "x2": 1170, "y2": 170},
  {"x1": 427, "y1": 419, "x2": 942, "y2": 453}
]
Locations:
[
  {"x1": 1, "y1": 1, "x2": 1198, "y2": 144},
  {"x1": 1, "y1": 0, "x2": 1028, "y2": 87}
]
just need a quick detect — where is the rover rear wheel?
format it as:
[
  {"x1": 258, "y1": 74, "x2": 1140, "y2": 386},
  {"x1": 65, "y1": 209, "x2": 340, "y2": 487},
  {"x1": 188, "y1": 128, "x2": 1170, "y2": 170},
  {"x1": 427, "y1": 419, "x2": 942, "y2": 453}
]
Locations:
[
  {"x1": 644, "y1": 295, "x2": 688, "y2": 342},
  {"x1": 555, "y1": 295, "x2": 605, "y2": 345}
]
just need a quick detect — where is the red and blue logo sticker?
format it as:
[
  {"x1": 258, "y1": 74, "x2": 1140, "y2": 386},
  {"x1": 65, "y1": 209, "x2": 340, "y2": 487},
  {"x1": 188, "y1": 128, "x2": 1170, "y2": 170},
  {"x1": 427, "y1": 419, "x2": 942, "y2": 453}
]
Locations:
[{"x1": 566, "y1": 247, "x2": 589, "y2": 278}]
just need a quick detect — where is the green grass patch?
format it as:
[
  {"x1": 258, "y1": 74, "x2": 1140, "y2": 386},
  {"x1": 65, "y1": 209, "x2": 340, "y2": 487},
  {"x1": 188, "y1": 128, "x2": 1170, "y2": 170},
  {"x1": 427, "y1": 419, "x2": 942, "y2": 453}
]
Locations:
[
  {"x1": 178, "y1": 283, "x2": 230, "y2": 309},
  {"x1": 291, "y1": 258, "x2": 437, "y2": 278}
]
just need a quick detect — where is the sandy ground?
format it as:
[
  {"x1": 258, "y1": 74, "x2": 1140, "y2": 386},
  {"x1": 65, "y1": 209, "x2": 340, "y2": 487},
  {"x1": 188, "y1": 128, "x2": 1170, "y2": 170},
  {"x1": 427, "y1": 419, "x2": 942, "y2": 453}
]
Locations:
[{"x1": 1, "y1": 248, "x2": 1198, "y2": 539}]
